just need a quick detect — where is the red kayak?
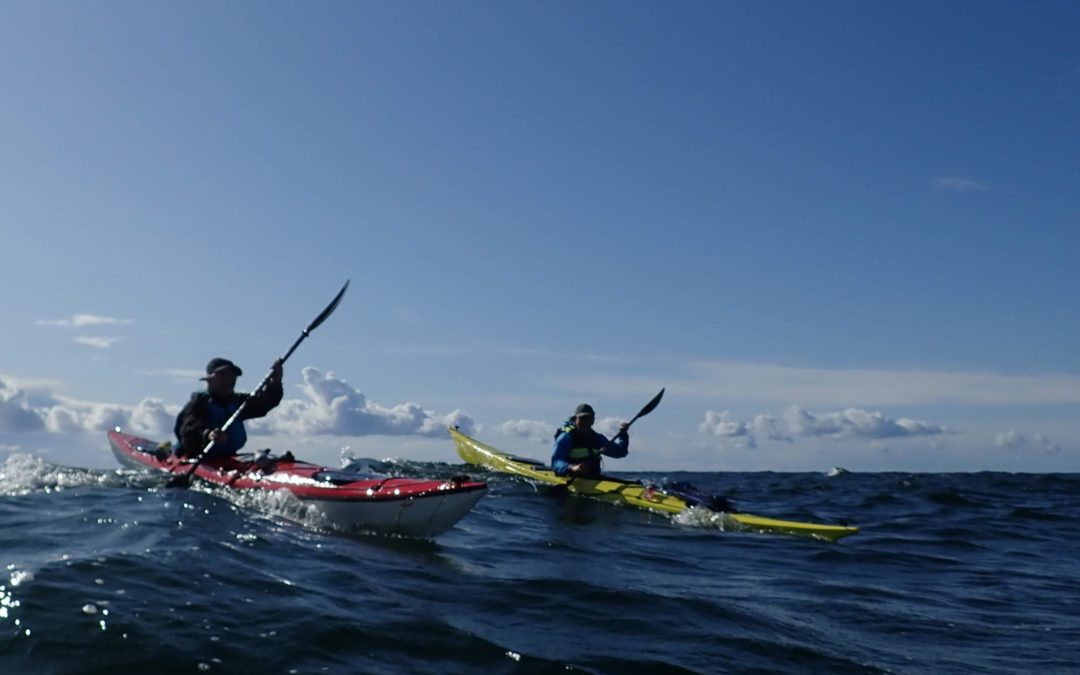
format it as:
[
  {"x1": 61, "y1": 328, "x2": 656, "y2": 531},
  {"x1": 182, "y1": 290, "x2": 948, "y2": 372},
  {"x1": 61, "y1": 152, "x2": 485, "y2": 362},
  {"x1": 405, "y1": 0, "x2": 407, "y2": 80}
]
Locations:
[{"x1": 108, "y1": 430, "x2": 486, "y2": 538}]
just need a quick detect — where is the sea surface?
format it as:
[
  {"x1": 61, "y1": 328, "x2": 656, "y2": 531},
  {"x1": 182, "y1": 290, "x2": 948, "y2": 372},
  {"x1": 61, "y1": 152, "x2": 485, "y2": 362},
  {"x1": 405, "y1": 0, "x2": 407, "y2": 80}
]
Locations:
[{"x1": 1, "y1": 451, "x2": 1078, "y2": 674}]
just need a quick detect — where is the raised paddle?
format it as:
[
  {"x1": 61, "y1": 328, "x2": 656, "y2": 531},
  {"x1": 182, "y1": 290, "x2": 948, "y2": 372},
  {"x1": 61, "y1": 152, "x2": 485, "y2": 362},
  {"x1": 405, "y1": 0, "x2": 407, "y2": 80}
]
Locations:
[
  {"x1": 166, "y1": 280, "x2": 350, "y2": 489},
  {"x1": 622, "y1": 387, "x2": 665, "y2": 432}
]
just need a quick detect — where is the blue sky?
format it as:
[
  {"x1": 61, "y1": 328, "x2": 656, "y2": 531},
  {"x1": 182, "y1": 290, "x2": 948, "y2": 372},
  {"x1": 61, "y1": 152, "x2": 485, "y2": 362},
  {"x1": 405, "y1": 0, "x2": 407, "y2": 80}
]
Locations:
[{"x1": 2, "y1": 1, "x2": 1078, "y2": 472}]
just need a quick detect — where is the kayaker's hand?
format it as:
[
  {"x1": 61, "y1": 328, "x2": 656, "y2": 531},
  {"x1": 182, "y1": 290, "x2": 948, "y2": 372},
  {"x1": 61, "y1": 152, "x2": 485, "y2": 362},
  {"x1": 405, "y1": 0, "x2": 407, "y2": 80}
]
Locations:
[
  {"x1": 270, "y1": 358, "x2": 284, "y2": 385},
  {"x1": 569, "y1": 462, "x2": 594, "y2": 476},
  {"x1": 208, "y1": 429, "x2": 226, "y2": 445}
]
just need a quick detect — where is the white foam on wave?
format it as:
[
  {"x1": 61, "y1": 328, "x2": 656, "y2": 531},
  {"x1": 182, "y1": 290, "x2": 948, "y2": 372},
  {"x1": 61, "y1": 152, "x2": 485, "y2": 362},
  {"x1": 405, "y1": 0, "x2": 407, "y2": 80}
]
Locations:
[
  {"x1": 0, "y1": 453, "x2": 121, "y2": 496},
  {"x1": 206, "y1": 483, "x2": 333, "y2": 533},
  {"x1": 672, "y1": 506, "x2": 740, "y2": 531}
]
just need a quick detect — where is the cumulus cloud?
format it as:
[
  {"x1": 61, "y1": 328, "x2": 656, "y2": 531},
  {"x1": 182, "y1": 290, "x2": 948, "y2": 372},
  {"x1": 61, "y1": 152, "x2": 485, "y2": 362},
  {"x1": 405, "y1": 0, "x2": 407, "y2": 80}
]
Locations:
[
  {"x1": 995, "y1": 430, "x2": 1063, "y2": 454},
  {"x1": 0, "y1": 379, "x2": 45, "y2": 432},
  {"x1": 74, "y1": 336, "x2": 122, "y2": 349},
  {"x1": 1, "y1": 377, "x2": 174, "y2": 437},
  {"x1": 36, "y1": 314, "x2": 134, "y2": 329},
  {"x1": 1, "y1": 369, "x2": 473, "y2": 442},
  {"x1": 699, "y1": 411, "x2": 793, "y2": 448},
  {"x1": 43, "y1": 406, "x2": 83, "y2": 433},
  {"x1": 752, "y1": 414, "x2": 793, "y2": 442},
  {"x1": 260, "y1": 367, "x2": 475, "y2": 438},
  {"x1": 699, "y1": 410, "x2": 754, "y2": 447},
  {"x1": 499, "y1": 419, "x2": 555, "y2": 443},
  {"x1": 933, "y1": 176, "x2": 988, "y2": 192},
  {"x1": 592, "y1": 416, "x2": 625, "y2": 438},
  {"x1": 128, "y1": 399, "x2": 175, "y2": 437},
  {"x1": 42, "y1": 396, "x2": 175, "y2": 437},
  {"x1": 784, "y1": 406, "x2": 947, "y2": 440},
  {"x1": 500, "y1": 416, "x2": 628, "y2": 444}
]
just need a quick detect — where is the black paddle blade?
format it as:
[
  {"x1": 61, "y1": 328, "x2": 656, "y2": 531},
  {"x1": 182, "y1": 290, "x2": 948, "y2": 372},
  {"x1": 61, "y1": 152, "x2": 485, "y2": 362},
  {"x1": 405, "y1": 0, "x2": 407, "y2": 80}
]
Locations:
[
  {"x1": 307, "y1": 280, "x2": 350, "y2": 333},
  {"x1": 634, "y1": 387, "x2": 665, "y2": 420}
]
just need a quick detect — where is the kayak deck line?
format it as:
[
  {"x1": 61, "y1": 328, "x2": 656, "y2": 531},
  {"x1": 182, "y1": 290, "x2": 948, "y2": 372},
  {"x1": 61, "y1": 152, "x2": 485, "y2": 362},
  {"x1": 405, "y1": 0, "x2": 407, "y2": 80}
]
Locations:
[{"x1": 449, "y1": 427, "x2": 858, "y2": 542}]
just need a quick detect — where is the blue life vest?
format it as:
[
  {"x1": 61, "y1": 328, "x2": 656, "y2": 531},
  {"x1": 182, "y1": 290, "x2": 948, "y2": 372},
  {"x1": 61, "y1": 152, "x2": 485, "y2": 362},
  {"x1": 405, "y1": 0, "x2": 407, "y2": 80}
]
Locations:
[
  {"x1": 205, "y1": 395, "x2": 247, "y2": 457},
  {"x1": 555, "y1": 424, "x2": 605, "y2": 475},
  {"x1": 173, "y1": 392, "x2": 248, "y2": 458}
]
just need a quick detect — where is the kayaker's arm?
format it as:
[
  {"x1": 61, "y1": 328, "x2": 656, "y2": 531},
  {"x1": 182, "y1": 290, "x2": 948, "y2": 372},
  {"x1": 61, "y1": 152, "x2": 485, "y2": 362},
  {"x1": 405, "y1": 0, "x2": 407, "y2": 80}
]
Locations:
[
  {"x1": 551, "y1": 431, "x2": 575, "y2": 476},
  {"x1": 176, "y1": 393, "x2": 212, "y2": 458},
  {"x1": 239, "y1": 361, "x2": 284, "y2": 420},
  {"x1": 600, "y1": 428, "x2": 629, "y2": 458}
]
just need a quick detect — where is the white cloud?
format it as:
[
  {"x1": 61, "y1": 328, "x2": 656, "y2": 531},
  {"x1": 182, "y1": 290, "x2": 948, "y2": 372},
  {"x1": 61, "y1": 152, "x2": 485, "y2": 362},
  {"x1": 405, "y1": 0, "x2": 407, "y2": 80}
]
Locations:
[
  {"x1": 74, "y1": 336, "x2": 121, "y2": 349},
  {"x1": 699, "y1": 410, "x2": 754, "y2": 448},
  {"x1": 36, "y1": 314, "x2": 134, "y2": 329},
  {"x1": 1, "y1": 378, "x2": 175, "y2": 438},
  {"x1": 995, "y1": 430, "x2": 1024, "y2": 449},
  {"x1": 752, "y1": 414, "x2": 793, "y2": 442},
  {"x1": 0, "y1": 375, "x2": 65, "y2": 392},
  {"x1": 784, "y1": 406, "x2": 947, "y2": 440},
  {"x1": 995, "y1": 430, "x2": 1063, "y2": 455},
  {"x1": 499, "y1": 419, "x2": 554, "y2": 443},
  {"x1": 128, "y1": 398, "x2": 175, "y2": 437},
  {"x1": 1, "y1": 369, "x2": 473, "y2": 442},
  {"x1": 0, "y1": 379, "x2": 45, "y2": 432},
  {"x1": 592, "y1": 416, "x2": 624, "y2": 438},
  {"x1": 43, "y1": 406, "x2": 82, "y2": 433},
  {"x1": 43, "y1": 395, "x2": 175, "y2": 437},
  {"x1": 80, "y1": 403, "x2": 131, "y2": 432},
  {"x1": 260, "y1": 367, "x2": 476, "y2": 438},
  {"x1": 698, "y1": 411, "x2": 792, "y2": 448},
  {"x1": 933, "y1": 176, "x2": 988, "y2": 192},
  {"x1": 499, "y1": 417, "x2": 628, "y2": 444}
]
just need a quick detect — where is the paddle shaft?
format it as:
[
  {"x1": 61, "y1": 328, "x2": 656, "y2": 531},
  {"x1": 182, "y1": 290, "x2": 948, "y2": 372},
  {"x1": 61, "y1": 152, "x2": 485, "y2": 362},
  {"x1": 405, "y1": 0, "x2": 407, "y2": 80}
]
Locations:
[{"x1": 168, "y1": 280, "x2": 350, "y2": 487}]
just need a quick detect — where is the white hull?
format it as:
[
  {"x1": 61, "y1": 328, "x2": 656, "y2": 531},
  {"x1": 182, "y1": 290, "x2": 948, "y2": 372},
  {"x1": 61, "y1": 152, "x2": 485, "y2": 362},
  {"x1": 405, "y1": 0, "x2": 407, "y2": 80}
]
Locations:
[{"x1": 311, "y1": 488, "x2": 487, "y2": 537}]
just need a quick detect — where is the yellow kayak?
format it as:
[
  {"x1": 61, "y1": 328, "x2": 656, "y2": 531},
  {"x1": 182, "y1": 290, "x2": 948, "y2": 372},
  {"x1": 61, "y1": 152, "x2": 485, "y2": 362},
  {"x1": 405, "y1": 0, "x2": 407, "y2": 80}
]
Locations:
[{"x1": 449, "y1": 427, "x2": 859, "y2": 542}]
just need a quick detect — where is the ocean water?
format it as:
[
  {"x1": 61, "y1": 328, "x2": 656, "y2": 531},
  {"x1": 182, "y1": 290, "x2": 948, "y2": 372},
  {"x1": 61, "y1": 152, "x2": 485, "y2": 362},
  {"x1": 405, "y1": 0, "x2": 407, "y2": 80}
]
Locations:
[{"x1": 1, "y1": 452, "x2": 1078, "y2": 674}]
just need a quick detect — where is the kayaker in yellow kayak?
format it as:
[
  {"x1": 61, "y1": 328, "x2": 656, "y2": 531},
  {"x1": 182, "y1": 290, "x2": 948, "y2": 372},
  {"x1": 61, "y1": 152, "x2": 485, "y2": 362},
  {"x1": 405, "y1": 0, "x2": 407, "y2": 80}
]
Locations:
[{"x1": 552, "y1": 403, "x2": 629, "y2": 477}]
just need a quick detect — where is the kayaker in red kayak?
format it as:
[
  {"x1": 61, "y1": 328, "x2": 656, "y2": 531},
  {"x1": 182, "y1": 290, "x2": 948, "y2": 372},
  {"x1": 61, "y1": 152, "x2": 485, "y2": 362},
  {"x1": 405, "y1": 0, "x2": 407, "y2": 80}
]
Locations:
[
  {"x1": 173, "y1": 357, "x2": 284, "y2": 459},
  {"x1": 551, "y1": 403, "x2": 630, "y2": 477}
]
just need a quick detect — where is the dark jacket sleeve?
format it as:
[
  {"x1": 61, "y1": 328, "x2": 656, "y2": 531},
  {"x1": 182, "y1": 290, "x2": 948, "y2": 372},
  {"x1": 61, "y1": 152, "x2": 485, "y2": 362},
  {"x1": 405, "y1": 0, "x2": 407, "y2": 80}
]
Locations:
[
  {"x1": 239, "y1": 379, "x2": 284, "y2": 420},
  {"x1": 598, "y1": 429, "x2": 629, "y2": 458},
  {"x1": 176, "y1": 393, "x2": 211, "y2": 458}
]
